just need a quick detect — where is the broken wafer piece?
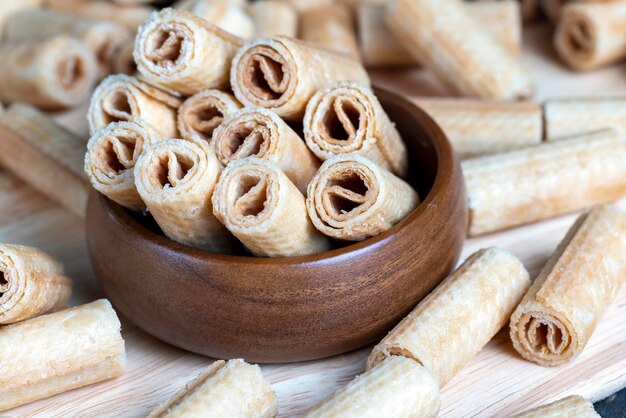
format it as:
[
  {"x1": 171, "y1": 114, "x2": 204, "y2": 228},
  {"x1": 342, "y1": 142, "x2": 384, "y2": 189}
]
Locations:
[
  {"x1": 511, "y1": 395, "x2": 600, "y2": 418},
  {"x1": 148, "y1": 359, "x2": 277, "y2": 418},
  {"x1": 177, "y1": 89, "x2": 242, "y2": 142},
  {"x1": 299, "y1": 3, "x2": 360, "y2": 60},
  {"x1": 544, "y1": 98, "x2": 626, "y2": 140},
  {"x1": 249, "y1": 0, "x2": 298, "y2": 38},
  {"x1": 510, "y1": 205, "x2": 626, "y2": 367}
]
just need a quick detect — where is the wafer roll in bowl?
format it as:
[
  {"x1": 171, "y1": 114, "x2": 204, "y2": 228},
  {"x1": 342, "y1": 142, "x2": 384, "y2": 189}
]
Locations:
[
  {"x1": 512, "y1": 395, "x2": 600, "y2": 418},
  {"x1": 177, "y1": 89, "x2": 242, "y2": 142}
]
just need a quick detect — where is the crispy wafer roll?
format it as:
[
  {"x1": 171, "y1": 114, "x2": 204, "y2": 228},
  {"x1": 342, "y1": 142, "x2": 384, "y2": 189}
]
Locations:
[
  {"x1": 465, "y1": 129, "x2": 626, "y2": 236},
  {"x1": 306, "y1": 154, "x2": 419, "y2": 241},
  {"x1": 368, "y1": 248, "x2": 530, "y2": 385},
  {"x1": 88, "y1": 75, "x2": 181, "y2": 137},
  {"x1": 135, "y1": 139, "x2": 233, "y2": 252},
  {"x1": 185, "y1": 0, "x2": 255, "y2": 40},
  {"x1": 304, "y1": 81, "x2": 408, "y2": 176},
  {"x1": 148, "y1": 359, "x2": 278, "y2": 418},
  {"x1": 512, "y1": 395, "x2": 600, "y2": 418},
  {"x1": 134, "y1": 8, "x2": 243, "y2": 95},
  {"x1": 48, "y1": 0, "x2": 154, "y2": 30},
  {"x1": 0, "y1": 299, "x2": 126, "y2": 412},
  {"x1": 0, "y1": 244, "x2": 71, "y2": 325},
  {"x1": 213, "y1": 108, "x2": 320, "y2": 193},
  {"x1": 299, "y1": 4, "x2": 360, "y2": 60},
  {"x1": 212, "y1": 157, "x2": 331, "y2": 257},
  {"x1": 470, "y1": 0, "x2": 522, "y2": 56},
  {"x1": 177, "y1": 89, "x2": 242, "y2": 142},
  {"x1": 510, "y1": 205, "x2": 626, "y2": 367},
  {"x1": 249, "y1": 1, "x2": 298, "y2": 38},
  {"x1": 85, "y1": 118, "x2": 164, "y2": 211},
  {"x1": 303, "y1": 356, "x2": 441, "y2": 418},
  {"x1": 544, "y1": 98, "x2": 626, "y2": 140},
  {"x1": 415, "y1": 98, "x2": 542, "y2": 158},
  {"x1": 231, "y1": 36, "x2": 370, "y2": 120},
  {"x1": 0, "y1": 104, "x2": 89, "y2": 217},
  {"x1": 386, "y1": 0, "x2": 532, "y2": 99}
]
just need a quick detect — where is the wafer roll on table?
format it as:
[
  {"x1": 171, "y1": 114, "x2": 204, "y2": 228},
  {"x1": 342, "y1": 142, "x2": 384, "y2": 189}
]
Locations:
[
  {"x1": 299, "y1": 3, "x2": 360, "y2": 60},
  {"x1": 177, "y1": 89, "x2": 242, "y2": 142},
  {"x1": 213, "y1": 108, "x2": 319, "y2": 193},
  {"x1": 0, "y1": 299, "x2": 126, "y2": 412},
  {"x1": 212, "y1": 157, "x2": 330, "y2": 257},
  {"x1": 510, "y1": 205, "x2": 626, "y2": 367},
  {"x1": 303, "y1": 356, "x2": 441, "y2": 418},
  {"x1": 48, "y1": 0, "x2": 154, "y2": 30},
  {"x1": 88, "y1": 75, "x2": 181, "y2": 137},
  {"x1": 306, "y1": 154, "x2": 419, "y2": 241},
  {"x1": 511, "y1": 395, "x2": 600, "y2": 418},
  {"x1": 134, "y1": 8, "x2": 243, "y2": 95},
  {"x1": 231, "y1": 36, "x2": 370, "y2": 120},
  {"x1": 304, "y1": 81, "x2": 408, "y2": 177},
  {"x1": 248, "y1": 0, "x2": 298, "y2": 38},
  {"x1": 544, "y1": 98, "x2": 626, "y2": 140},
  {"x1": 148, "y1": 359, "x2": 278, "y2": 418},
  {"x1": 464, "y1": 129, "x2": 626, "y2": 236},
  {"x1": 0, "y1": 244, "x2": 71, "y2": 325},
  {"x1": 184, "y1": 0, "x2": 255, "y2": 40},
  {"x1": 135, "y1": 138, "x2": 234, "y2": 253}
]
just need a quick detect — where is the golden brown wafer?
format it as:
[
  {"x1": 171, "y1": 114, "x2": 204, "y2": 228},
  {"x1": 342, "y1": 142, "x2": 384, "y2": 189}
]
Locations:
[
  {"x1": 184, "y1": 0, "x2": 255, "y2": 39},
  {"x1": 248, "y1": 0, "x2": 298, "y2": 38}
]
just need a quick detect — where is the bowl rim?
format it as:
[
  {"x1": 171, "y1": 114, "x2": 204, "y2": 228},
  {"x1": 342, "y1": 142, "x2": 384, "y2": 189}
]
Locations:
[{"x1": 94, "y1": 86, "x2": 458, "y2": 266}]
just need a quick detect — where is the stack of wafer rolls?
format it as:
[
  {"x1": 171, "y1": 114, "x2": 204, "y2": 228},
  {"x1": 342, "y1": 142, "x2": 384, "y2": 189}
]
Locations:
[
  {"x1": 544, "y1": 98, "x2": 626, "y2": 140},
  {"x1": 177, "y1": 89, "x2": 242, "y2": 142},
  {"x1": 0, "y1": 244, "x2": 71, "y2": 325},
  {"x1": 299, "y1": 3, "x2": 360, "y2": 60},
  {"x1": 512, "y1": 395, "x2": 600, "y2": 418},
  {"x1": 148, "y1": 359, "x2": 277, "y2": 418},
  {"x1": 48, "y1": 0, "x2": 154, "y2": 30},
  {"x1": 181, "y1": 0, "x2": 255, "y2": 40},
  {"x1": 510, "y1": 205, "x2": 626, "y2": 366},
  {"x1": 248, "y1": 0, "x2": 298, "y2": 38}
]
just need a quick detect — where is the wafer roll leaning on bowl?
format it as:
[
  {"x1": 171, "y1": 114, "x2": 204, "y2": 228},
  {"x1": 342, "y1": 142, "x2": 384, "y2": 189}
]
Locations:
[
  {"x1": 184, "y1": 0, "x2": 255, "y2": 40},
  {"x1": 510, "y1": 205, "x2": 626, "y2": 367},
  {"x1": 148, "y1": 359, "x2": 277, "y2": 418},
  {"x1": 248, "y1": 0, "x2": 298, "y2": 38},
  {"x1": 299, "y1": 3, "x2": 360, "y2": 60},
  {"x1": 0, "y1": 299, "x2": 126, "y2": 412},
  {"x1": 544, "y1": 98, "x2": 626, "y2": 140},
  {"x1": 231, "y1": 36, "x2": 370, "y2": 120},
  {"x1": 177, "y1": 89, "x2": 242, "y2": 142},
  {"x1": 512, "y1": 395, "x2": 600, "y2": 418}
]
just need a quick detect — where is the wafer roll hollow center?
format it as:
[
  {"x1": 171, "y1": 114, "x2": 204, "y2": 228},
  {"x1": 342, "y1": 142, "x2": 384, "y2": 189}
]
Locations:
[
  {"x1": 152, "y1": 151, "x2": 194, "y2": 190},
  {"x1": 222, "y1": 168, "x2": 276, "y2": 227},
  {"x1": 55, "y1": 53, "x2": 86, "y2": 90},
  {"x1": 0, "y1": 253, "x2": 20, "y2": 310},
  {"x1": 516, "y1": 311, "x2": 572, "y2": 361},
  {"x1": 145, "y1": 23, "x2": 190, "y2": 73},
  {"x1": 215, "y1": 114, "x2": 277, "y2": 163},
  {"x1": 98, "y1": 130, "x2": 142, "y2": 177},
  {"x1": 562, "y1": 13, "x2": 595, "y2": 60},
  {"x1": 320, "y1": 163, "x2": 375, "y2": 223},
  {"x1": 101, "y1": 88, "x2": 135, "y2": 125},
  {"x1": 319, "y1": 97, "x2": 362, "y2": 146},
  {"x1": 238, "y1": 44, "x2": 293, "y2": 106}
]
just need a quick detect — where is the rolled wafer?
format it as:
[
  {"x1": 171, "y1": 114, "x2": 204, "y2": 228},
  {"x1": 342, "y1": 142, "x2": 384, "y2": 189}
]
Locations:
[
  {"x1": 306, "y1": 154, "x2": 419, "y2": 241},
  {"x1": 85, "y1": 118, "x2": 164, "y2": 211},
  {"x1": 48, "y1": 0, "x2": 154, "y2": 30},
  {"x1": 386, "y1": 0, "x2": 532, "y2": 99},
  {"x1": 134, "y1": 8, "x2": 243, "y2": 95},
  {"x1": 212, "y1": 108, "x2": 320, "y2": 193},
  {"x1": 0, "y1": 244, "x2": 71, "y2": 325},
  {"x1": 544, "y1": 98, "x2": 626, "y2": 140},
  {"x1": 185, "y1": 0, "x2": 255, "y2": 40},
  {"x1": 248, "y1": 1, "x2": 298, "y2": 38},
  {"x1": 303, "y1": 356, "x2": 441, "y2": 418},
  {"x1": 511, "y1": 395, "x2": 600, "y2": 418},
  {"x1": 510, "y1": 205, "x2": 626, "y2": 367},
  {"x1": 299, "y1": 3, "x2": 360, "y2": 60},
  {"x1": 304, "y1": 81, "x2": 408, "y2": 177},
  {"x1": 276, "y1": 0, "x2": 334, "y2": 12},
  {"x1": 231, "y1": 36, "x2": 370, "y2": 120},
  {"x1": 368, "y1": 247, "x2": 530, "y2": 386},
  {"x1": 135, "y1": 138, "x2": 234, "y2": 252},
  {"x1": 177, "y1": 89, "x2": 242, "y2": 142},
  {"x1": 87, "y1": 74, "x2": 181, "y2": 138},
  {"x1": 415, "y1": 98, "x2": 542, "y2": 158},
  {"x1": 0, "y1": 299, "x2": 126, "y2": 411},
  {"x1": 148, "y1": 359, "x2": 278, "y2": 418},
  {"x1": 212, "y1": 157, "x2": 331, "y2": 257},
  {"x1": 464, "y1": 129, "x2": 626, "y2": 236}
]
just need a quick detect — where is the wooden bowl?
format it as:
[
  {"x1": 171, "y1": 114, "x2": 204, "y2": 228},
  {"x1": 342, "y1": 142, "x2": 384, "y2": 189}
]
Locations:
[{"x1": 86, "y1": 87, "x2": 468, "y2": 363}]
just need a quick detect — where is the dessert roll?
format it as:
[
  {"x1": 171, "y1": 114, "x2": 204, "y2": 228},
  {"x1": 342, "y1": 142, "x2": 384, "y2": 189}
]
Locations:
[
  {"x1": 306, "y1": 154, "x2": 419, "y2": 241},
  {"x1": 135, "y1": 138, "x2": 234, "y2": 253},
  {"x1": 48, "y1": 0, "x2": 153, "y2": 30},
  {"x1": 0, "y1": 300, "x2": 126, "y2": 412},
  {"x1": 177, "y1": 89, "x2": 242, "y2": 142},
  {"x1": 134, "y1": 8, "x2": 243, "y2": 95},
  {"x1": 512, "y1": 395, "x2": 600, "y2": 418},
  {"x1": 469, "y1": 0, "x2": 522, "y2": 56},
  {"x1": 544, "y1": 98, "x2": 626, "y2": 140},
  {"x1": 185, "y1": 0, "x2": 255, "y2": 40},
  {"x1": 85, "y1": 117, "x2": 164, "y2": 211},
  {"x1": 212, "y1": 108, "x2": 319, "y2": 193},
  {"x1": 148, "y1": 360, "x2": 278, "y2": 418},
  {"x1": 368, "y1": 248, "x2": 530, "y2": 386},
  {"x1": 212, "y1": 157, "x2": 331, "y2": 257},
  {"x1": 231, "y1": 36, "x2": 370, "y2": 120},
  {"x1": 304, "y1": 81, "x2": 407, "y2": 177},
  {"x1": 299, "y1": 4, "x2": 360, "y2": 60},
  {"x1": 303, "y1": 357, "x2": 441, "y2": 418},
  {"x1": 88, "y1": 74, "x2": 181, "y2": 137},
  {"x1": 510, "y1": 205, "x2": 626, "y2": 367},
  {"x1": 248, "y1": 1, "x2": 298, "y2": 38}
]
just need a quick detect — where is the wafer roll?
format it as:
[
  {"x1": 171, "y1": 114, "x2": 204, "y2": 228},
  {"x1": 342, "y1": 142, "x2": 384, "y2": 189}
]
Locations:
[
  {"x1": 510, "y1": 205, "x2": 626, "y2": 367},
  {"x1": 212, "y1": 157, "x2": 331, "y2": 257},
  {"x1": 149, "y1": 359, "x2": 278, "y2": 418},
  {"x1": 306, "y1": 154, "x2": 419, "y2": 241},
  {"x1": 299, "y1": 4, "x2": 360, "y2": 60},
  {"x1": 85, "y1": 118, "x2": 164, "y2": 211},
  {"x1": 185, "y1": 0, "x2": 255, "y2": 40},
  {"x1": 231, "y1": 36, "x2": 370, "y2": 120},
  {"x1": 177, "y1": 89, "x2": 242, "y2": 142},
  {"x1": 470, "y1": 0, "x2": 522, "y2": 56},
  {"x1": 134, "y1": 8, "x2": 243, "y2": 95},
  {"x1": 304, "y1": 81, "x2": 407, "y2": 176},
  {"x1": 303, "y1": 356, "x2": 441, "y2": 418},
  {"x1": 368, "y1": 248, "x2": 530, "y2": 385},
  {"x1": 0, "y1": 0, "x2": 44, "y2": 33},
  {"x1": 0, "y1": 299, "x2": 126, "y2": 411},
  {"x1": 386, "y1": 0, "x2": 532, "y2": 99},
  {"x1": 213, "y1": 108, "x2": 319, "y2": 193},
  {"x1": 88, "y1": 75, "x2": 181, "y2": 138},
  {"x1": 48, "y1": 0, "x2": 154, "y2": 30},
  {"x1": 512, "y1": 395, "x2": 600, "y2": 418},
  {"x1": 0, "y1": 104, "x2": 89, "y2": 217},
  {"x1": 415, "y1": 98, "x2": 542, "y2": 158},
  {"x1": 249, "y1": 1, "x2": 298, "y2": 38},
  {"x1": 545, "y1": 98, "x2": 626, "y2": 140},
  {"x1": 277, "y1": 0, "x2": 334, "y2": 12},
  {"x1": 465, "y1": 129, "x2": 626, "y2": 236}
]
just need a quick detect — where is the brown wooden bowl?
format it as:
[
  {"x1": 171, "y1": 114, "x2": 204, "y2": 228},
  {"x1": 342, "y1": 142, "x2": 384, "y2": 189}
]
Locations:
[{"x1": 86, "y1": 87, "x2": 468, "y2": 363}]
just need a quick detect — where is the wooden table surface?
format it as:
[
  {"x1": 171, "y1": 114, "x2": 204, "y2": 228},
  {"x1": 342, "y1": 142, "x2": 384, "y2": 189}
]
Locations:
[{"x1": 4, "y1": 24, "x2": 626, "y2": 417}]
